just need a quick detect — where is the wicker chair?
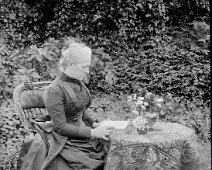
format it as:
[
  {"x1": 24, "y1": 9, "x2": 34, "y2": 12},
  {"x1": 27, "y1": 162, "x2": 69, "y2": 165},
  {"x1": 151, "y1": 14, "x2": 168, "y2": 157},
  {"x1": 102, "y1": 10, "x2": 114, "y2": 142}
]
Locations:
[
  {"x1": 14, "y1": 81, "x2": 110, "y2": 169},
  {"x1": 13, "y1": 81, "x2": 52, "y2": 134}
]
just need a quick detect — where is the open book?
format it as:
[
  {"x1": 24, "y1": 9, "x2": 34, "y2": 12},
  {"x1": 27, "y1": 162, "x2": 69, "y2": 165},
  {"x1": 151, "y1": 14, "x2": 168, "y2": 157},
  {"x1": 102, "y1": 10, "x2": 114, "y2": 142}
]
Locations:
[{"x1": 99, "y1": 120, "x2": 130, "y2": 130}]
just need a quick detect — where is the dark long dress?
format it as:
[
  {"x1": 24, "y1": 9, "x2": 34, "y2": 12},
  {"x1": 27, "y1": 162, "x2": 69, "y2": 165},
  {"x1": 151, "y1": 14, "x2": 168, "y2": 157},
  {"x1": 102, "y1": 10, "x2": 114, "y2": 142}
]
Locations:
[{"x1": 18, "y1": 73, "x2": 107, "y2": 170}]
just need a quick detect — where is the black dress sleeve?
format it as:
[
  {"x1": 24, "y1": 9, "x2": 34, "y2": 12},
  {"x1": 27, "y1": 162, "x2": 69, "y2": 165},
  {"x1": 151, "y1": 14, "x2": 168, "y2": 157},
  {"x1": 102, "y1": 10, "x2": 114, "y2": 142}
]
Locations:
[{"x1": 83, "y1": 110, "x2": 97, "y2": 127}]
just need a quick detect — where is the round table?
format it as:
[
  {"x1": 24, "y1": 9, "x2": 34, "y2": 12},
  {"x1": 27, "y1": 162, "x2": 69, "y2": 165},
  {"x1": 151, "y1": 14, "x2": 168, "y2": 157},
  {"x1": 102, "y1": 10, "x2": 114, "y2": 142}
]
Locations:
[{"x1": 104, "y1": 121, "x2": 200, "y2": 170}]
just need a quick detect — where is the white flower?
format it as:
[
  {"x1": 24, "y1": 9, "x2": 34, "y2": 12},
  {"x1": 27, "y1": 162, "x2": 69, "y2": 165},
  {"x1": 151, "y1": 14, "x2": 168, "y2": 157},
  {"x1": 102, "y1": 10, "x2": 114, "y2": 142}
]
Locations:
[
  {"x1": 132, "y1": 110, "x2": 139, "y2": 115},
  {"x1": 152, "y1": 112, "x2": 157, "y2": 116},
  {"x1": 145, "y1": 92, "x2": 153, "y2": 98},
  {"x1": 160, "y1": 110, "x2": 166, "y2": 115},
  {"x1": 127, "y1": 95, "x2": 133, "y2": 101},
  {"x1": 137, "y1": 100, "x2": 143, "y2": 105},
  {"x1": 132, "y1": 94, "x2": 137, "y2": 100},
  {"x1": 138, "y1": 97, "x2": 144, "y2": 101},
  {"x1": 151, "y1": 113, "x2": 157, "y2": 118},
  {"x1": 156, "y1": 98, "x2": 163, "y2": 103},
  {"x1": 145, "y1": 112, "x2": 157, "y2": 118},
  {"x1": 141, "y1": 105, "x2": 146, "y2": 110},
  {"x1": 143, "y1": 102, "x2": 149, "y2": 106},
  {"x1": 146, "y1": 91, "x2": 152, "y2": 95},
  {"x1": 145, "y1": 112, "x2": 151, "y2": 116},
  {"x1": 132, "y1": 116, "x2": 147, "y2": 128}
]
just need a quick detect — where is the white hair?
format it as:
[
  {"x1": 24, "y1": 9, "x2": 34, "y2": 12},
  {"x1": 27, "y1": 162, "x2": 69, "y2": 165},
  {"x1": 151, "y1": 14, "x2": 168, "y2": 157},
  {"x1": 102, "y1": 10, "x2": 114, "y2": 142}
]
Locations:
[{"x1": 59, "y1": 42, "x2": 92, "y2": 72}]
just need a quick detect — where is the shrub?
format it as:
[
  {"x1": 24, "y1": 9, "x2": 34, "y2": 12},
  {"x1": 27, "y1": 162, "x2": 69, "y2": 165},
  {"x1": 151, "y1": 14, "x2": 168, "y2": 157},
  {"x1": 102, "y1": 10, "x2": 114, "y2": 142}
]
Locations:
[
  {"x1": 1, "y1": 22, "x2": 210, "y2": 107},
  {"x1": 0, "y1": 40, "x2": 16, "y2": 103},
  {"x1": 0, "y1": 100, "x2": 27, "y2": 146},
  {"x1": 0, "y1": 0, "x2": 210, "y2": 47},
  {"x1": 0, "y1": 1, "x2": 210, "y2": 169},
  {"x1": 0, "y1": 100, "x2": 27, "y2": 170}
]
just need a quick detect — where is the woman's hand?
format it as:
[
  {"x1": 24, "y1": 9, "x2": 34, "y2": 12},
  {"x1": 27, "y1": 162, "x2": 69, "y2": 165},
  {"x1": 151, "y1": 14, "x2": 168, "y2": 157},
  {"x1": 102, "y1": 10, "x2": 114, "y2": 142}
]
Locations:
[
  {"x1": 92, "y1": 122, "x2": 103, "y2": 128},
  {"x1": 91, "y1": 126, "x2": 114, "y2": 140}
]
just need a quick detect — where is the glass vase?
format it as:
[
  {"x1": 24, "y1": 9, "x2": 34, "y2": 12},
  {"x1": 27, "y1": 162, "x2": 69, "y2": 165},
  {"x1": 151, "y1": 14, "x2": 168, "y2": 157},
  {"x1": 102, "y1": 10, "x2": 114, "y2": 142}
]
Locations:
[
  {"x1": 144, "y1": 112, "x2": 158, "y2": 129},
  {"x1": 137, "y1": 126, "x2": 148, "y2": 134}
]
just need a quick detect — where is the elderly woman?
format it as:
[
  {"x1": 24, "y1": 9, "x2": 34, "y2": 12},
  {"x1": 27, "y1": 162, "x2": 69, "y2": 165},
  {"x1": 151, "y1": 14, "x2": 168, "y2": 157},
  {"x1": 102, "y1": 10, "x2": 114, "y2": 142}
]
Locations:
[{"x1": 19, "y1": 39, "x2": 113, "y2": 170}]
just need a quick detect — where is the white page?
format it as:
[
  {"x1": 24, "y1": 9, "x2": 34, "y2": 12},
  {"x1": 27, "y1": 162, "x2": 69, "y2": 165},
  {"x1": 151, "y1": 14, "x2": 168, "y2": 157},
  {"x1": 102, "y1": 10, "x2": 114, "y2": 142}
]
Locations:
[{"x1": 99, "y1": 121, "x2": 130, "y2": 129}]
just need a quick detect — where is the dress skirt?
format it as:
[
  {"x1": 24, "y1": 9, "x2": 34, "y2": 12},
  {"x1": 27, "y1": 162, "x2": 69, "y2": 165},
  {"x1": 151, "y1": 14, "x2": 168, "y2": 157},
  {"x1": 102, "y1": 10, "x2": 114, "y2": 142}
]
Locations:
[
  {"x1": 58, "y1": 139, "x2": 106, "y2": 170},
  {"x1": 17, "y1": 123, "x2": 108, "y2": 170}
]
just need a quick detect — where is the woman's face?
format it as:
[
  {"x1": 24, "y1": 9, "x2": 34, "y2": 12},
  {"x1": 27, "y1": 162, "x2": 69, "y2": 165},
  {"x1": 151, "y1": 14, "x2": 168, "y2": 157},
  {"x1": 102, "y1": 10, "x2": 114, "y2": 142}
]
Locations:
[{"x1": 65, "y1": 54, "x2": 91, "y2": 84}]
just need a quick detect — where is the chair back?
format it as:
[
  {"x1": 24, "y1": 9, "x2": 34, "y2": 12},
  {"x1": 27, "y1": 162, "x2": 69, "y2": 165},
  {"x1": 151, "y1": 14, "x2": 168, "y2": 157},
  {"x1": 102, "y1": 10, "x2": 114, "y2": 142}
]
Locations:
[{"x1": 13, "y1": 81, "x2": 51, "y2": 131}]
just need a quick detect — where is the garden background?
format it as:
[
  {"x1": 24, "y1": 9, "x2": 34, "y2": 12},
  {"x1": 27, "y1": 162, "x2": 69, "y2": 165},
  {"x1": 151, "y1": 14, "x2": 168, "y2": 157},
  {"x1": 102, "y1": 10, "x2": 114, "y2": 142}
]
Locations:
[{"x1": 0, "y1": 0, "x2": 210, "y2": 169}]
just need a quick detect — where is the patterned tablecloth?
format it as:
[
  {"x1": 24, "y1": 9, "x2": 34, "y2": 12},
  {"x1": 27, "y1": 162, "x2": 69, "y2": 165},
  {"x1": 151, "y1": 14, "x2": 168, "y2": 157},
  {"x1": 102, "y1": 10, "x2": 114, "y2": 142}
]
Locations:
[{"x1": 104, "y1": 121, "x2": 200, "y2": 170}]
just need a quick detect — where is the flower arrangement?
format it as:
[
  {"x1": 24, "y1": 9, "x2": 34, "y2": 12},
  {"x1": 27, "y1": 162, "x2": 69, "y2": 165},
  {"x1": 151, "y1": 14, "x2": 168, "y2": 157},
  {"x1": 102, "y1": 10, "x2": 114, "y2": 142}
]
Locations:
[
  {"x1": 131, "y1": 116, "x2": 148, "y2": 134},
  {"x1": 127, "y1": 89, "x2": 165, "y2": 133}
]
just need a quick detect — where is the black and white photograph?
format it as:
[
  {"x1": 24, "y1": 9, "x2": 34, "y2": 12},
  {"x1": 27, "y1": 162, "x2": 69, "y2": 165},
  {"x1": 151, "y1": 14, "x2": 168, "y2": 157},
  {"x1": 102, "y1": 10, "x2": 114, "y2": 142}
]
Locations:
[{"x1": 0, "y1": 0, "x2": 210, "y2": 170}]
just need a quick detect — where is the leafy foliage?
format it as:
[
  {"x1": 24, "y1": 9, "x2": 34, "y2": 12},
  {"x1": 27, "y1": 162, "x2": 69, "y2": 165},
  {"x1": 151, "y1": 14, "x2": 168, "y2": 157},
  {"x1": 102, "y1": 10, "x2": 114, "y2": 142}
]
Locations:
[
  {"x1": 0, "y1": 0, "x2": 210, "y2": 47},
  {"x1": 0, "y1": 138, "x2": 23, "y2": 170},
  {"x1": 164, "y1": 0, "x2": 210, "y2": 26},
  {"x1": 162, "y1": 95, "x2": 211, "y2": 142},
  {"x1": 0, "y1": 0, "x2": 30, "y2": 48},
  {"x1": 90, "y1": 29, "x2": 210, "y2": 108},
  {"x1": 0, "y1": 1, "x2": 210, "y2": 169},
  {"x1": 0, "y1": 100, "x2": 27, "y2": 145},
  {"x1": 127, "y1": 90, "x2": 165, "y2": 117},
  {"x1": 0, "y1": 40, "x2": 16, "y2": 103},
  {"x1": 0, "y1": 100, "x2": 27, "y2": 170}
]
